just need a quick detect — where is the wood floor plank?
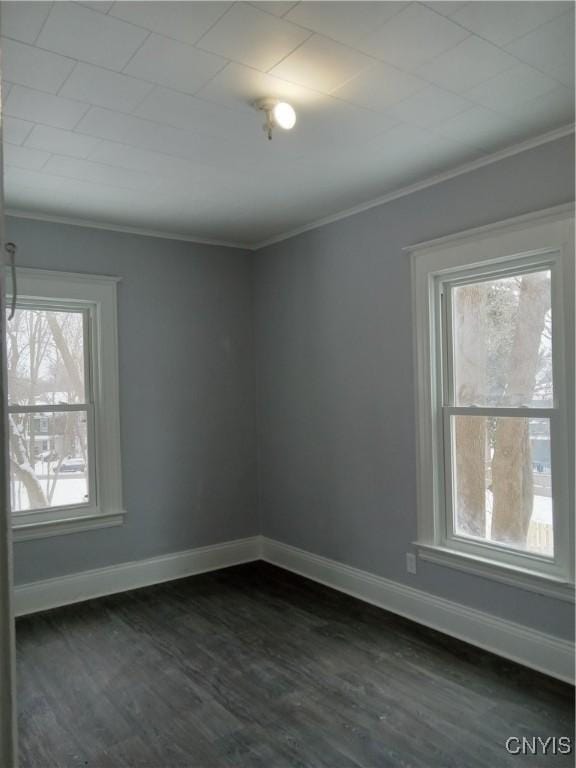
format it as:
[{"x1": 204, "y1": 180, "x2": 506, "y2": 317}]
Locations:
[{"x1": 17, "y1": 562, "x2": 574, "y2": 767}]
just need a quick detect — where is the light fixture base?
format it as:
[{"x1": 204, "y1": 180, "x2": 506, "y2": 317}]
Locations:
[
  {"x1": 254, "y1": 98, "x2": 278, "y2": 140},
  {"x1": 254, "y1": 97, "x2": 279, "y2": 113},
  {"x1": 253, "y1": 98, "x2": 296, "y2": 140}
]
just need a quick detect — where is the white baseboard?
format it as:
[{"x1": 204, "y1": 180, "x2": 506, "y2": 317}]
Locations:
[
  {"x1": 261, "y1": 537, "x2": 575, "y2": 684},
  {"x1": 14, "y1": 534, "x2": 574, "y2": 683},
  {"x1": 14, "y1": 536, "x2": 262, "y2": 617}
]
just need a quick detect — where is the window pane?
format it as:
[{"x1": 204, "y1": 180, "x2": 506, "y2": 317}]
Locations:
[
  {"x1": 8, "y1": 410, "x2": 90, "y2": 512},
  {"x1": 6, "y1": 307, "x2": 86, "y2": 405},
  {"x1": 451, "y1": 415, "x2": 552, "y2": 558},
  {"x1": 452, "y1": 270, "x2": 552, "y2": 407}
]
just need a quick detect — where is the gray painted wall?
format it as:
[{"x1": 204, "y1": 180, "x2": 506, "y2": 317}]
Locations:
[
  {"x1": 7, "y1": 217, "x2": 257, "y2": 584},
  {"x1": 254, "y1": 135, "x2": 575, "y2": 641},
  {"x1": 6, "y1": 136, "x2": 574, "y2": 643}
]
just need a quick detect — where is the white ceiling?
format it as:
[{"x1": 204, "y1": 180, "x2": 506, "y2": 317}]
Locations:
[{"x1": 1, "y1": 1, "x2": 574, "y2": 248}]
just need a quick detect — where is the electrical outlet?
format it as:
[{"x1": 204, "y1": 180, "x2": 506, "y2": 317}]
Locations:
[{"x1": 406, "y1": 553, "x2": 417, "y2": 574}]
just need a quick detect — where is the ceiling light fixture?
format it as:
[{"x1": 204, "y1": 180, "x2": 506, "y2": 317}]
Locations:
[{"x1": 254, "y1": 98, "x2": 296, "y2": 140}]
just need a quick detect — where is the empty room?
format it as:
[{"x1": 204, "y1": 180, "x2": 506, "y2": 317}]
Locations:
[{"x1": 0, "y1": 1, "x2": 574, "y2": 766}]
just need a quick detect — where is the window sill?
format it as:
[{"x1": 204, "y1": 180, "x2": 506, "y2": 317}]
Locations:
[
  {"x1": 12, "y1": 511, "x2": 126, "y2": 542},
  {"x1": 415, "y1": 543, "x2": 575, "y2": 602}
]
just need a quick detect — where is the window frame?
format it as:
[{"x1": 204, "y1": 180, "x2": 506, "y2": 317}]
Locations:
[
  {"x1": 410, "y1": 205, "x2": 574, "y2": 601},
  {"x1": 6, "y1": 268, "x2": 125, "y2": 541}
]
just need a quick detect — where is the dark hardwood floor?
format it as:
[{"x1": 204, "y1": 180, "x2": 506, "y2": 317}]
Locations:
[{"x1": 17, "y1": 562, "x2": 574, "y2": 767}]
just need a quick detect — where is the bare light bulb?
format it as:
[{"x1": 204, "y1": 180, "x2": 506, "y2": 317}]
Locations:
[
  {"x1": 273, "y1": 102, "x2": 296, "y2": 130},
  {"x1": 254, "y1": 98, "x2": 297, "y2": 140}
]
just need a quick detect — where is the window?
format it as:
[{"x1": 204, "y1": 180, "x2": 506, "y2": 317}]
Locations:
[
  {"x1": 411, "y1": 207, "x2": 574, "y2": 598},
  {"x1": 6, "y1": 269, "x2": 124, "y2": 541},
  {"x1": 8, "y1": 306, "x2": 92, "y2": 514}
]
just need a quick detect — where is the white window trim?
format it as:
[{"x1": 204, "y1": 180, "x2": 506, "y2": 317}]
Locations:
[
  {"x1": 7, "y1": 268, "x2": 125, "y2": 541},
  {"x1": 409, "y1": 203, "x2": 575, "y2": 602}
]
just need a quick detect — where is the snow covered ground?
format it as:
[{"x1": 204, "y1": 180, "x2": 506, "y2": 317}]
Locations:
[{"x1": 11, "y1": 460, "x2": 88, "y2": 511}]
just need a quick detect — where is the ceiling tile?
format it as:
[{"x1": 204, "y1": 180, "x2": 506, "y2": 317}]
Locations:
[
  {"x1": 284, "y1": 2, "x2": 407, "y2": 47},
  {"x1": 43, "y1": 154, "x2": 160, "y2": 191},
  {"x1": 76, "y1": 107, "x2": 222, "y2": 166},
  {"x1": 25, "y1": 125, "x2": 102, "y2": 159},
  {"x1": 64, "y1": 179, "x2": 157, "y2": 205},
  {"x1": 269, "y1": 34, "x2": 374, "y2": 94},
  {"x1": 467, "y1": 64, "x2": 560, "y2": 113},
  {"x1": 0, "y1": 37, "x2": 76, "y2": 94},
  {"x1": 352, "y1": 126, "x2": 483, "y2": 188},
  {"x1": 196, "y1": 4, "x2": 310, "y2": 72},
  {"x1": 4, "y1": 142, "x2": 51, "y2": 171},
  {"x1": 6, "y1": 185, "x2": 64, "y2": 215},
  {"x1": 5, "y1": 85, "x2": 90, "y2": 129},
  {"x1": 131, "y1": 135, "x2": 253, "y2": 180},
  {"x1": 60, "y1": 63, "x2": 153, "y2": 113},
  {"x1": 109, "y1": 1, "x2": 232, "y2": 46},
  {"x1": 356, "y1": 129, "x2": 482, "y2": 187},
  {"x1": 196, "y1": 62, "x2": 319, "y2": 114},
  {"x1": 333, "y1": 61, "x2": 427, "y2": 111},
  {"x1": 4, "y1": 167, "x2": 66, "y2": 193},
  {"x1": 452, "y1": 1, "x2": 570, "y2": 47},
  {"x1": 75, "y1": 106, "x2": 150, "y2": 142},
  {"x1": 77, "y1": 2, "x2": 115, "y2": 13},
  {"x1": 55, "y1": 178, "x2": 171, "y2": 210},
  {"x1": 417, "y1": 35, "x2": 517, "y2": 92},
  {"x1": 0, "y1": 2, "x2": 52, "y2": 45},
  {"x1": 337, "y1": 123, "x2": 452, "y2": 178},
  {"x1": 250, "y1": 2, "x2": 298, "y2": 18},
  {"x1": 87, "y1": 140, "x2": 198, "y2": 180},
  {"x1": 387, "y1": 85, "x2": 472, "y2": 127},
  {"x1": 36, "y1": 3, "x2": 149, "y2": 70},
  {"x1": 511, "y1": 86, "x2": 574, "y2": 133},
  {"x1": 404, "y1": 136, "x2": 484, "y2": 178},
  {"x1": 435, "y1": 105, "x2": 526, "y2": 151},
  {"x1": 506, "y1": 12, "x2": 575, "y2": 86},
  {"x1": 133, "y1": 87, "x2": 260, "y2": 145},
  {"x1": 284, "y1": 94, "x2": 398, "y2": 152},
  {"x1": 6, "y1": 181, "x2": 137, "y2": 225},
  {"x1": 3, "y1": 116, "x2": 34, "y2": 145},
  {"x1": 357, "y1": 3, "x2": 469, "y2": 71},
  {"x1": 134, "y1": 85, "x2": 227, "y2": 129},
  {"x1": 123, "y1": 33, "x2": 227, "y2": 94},
  {"x1": 423, "y1": 2, "x2": 468, "y2": 16},
  {"x1": 125, "y1": 120, "x2": 214, "y2": 162}
]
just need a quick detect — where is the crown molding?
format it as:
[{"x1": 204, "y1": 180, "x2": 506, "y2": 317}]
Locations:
[
  {"x1": 4, "y1": 209, "x2": 252, "y2": 252},
  {"x1": 252, "y1": 124, "x2": 575, "y2": 251}
]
